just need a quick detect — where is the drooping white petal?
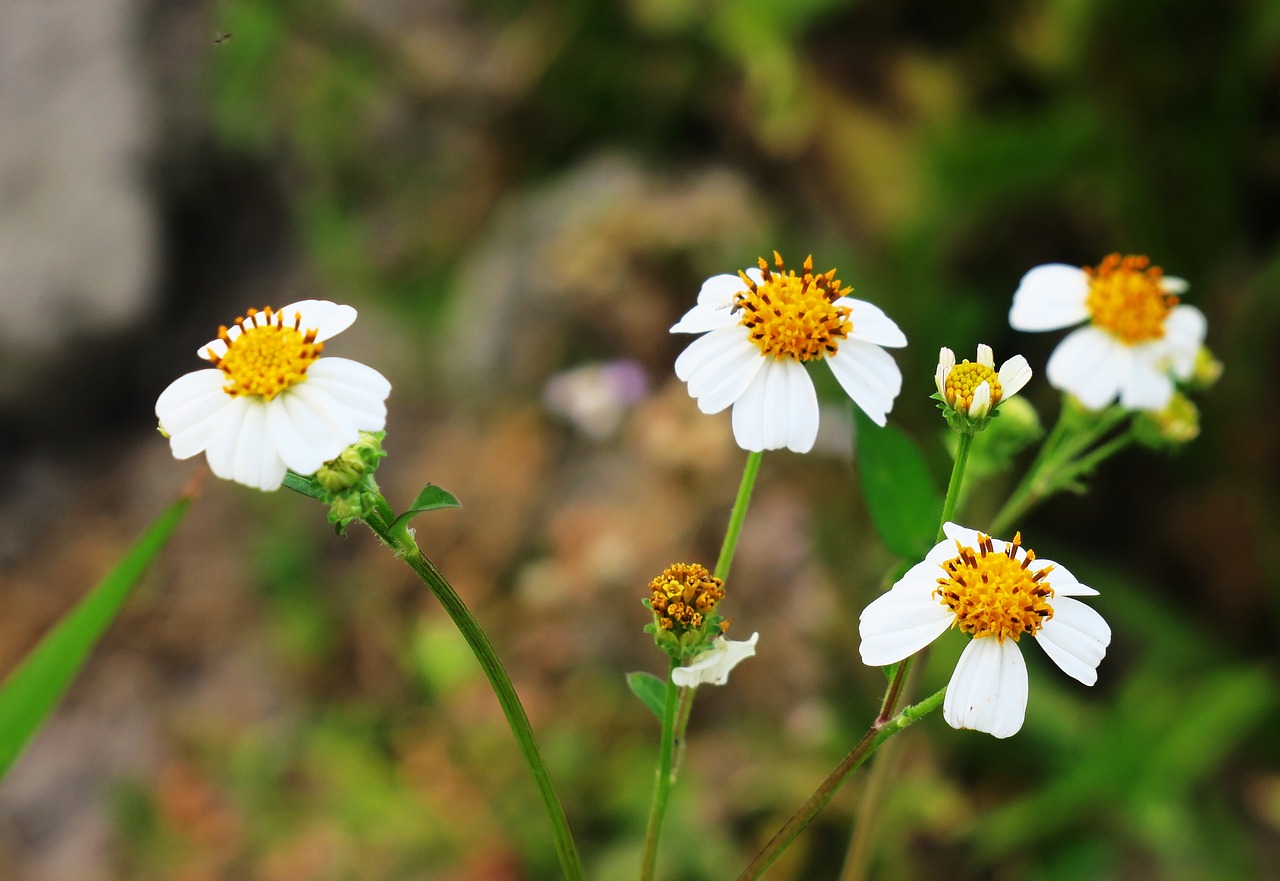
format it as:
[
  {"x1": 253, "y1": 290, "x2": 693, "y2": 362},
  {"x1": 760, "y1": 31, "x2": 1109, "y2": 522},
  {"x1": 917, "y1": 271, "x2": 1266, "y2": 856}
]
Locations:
[
  {"x1": 279, "y1": 300, "x2": 357, "y2": 342},
  {"x1": 1009, "y1": 264, "x2": 1090, "y2": 331},
  {"x1": 859, "y1": 581, "x2": 954, "y2": 667},
  {"x1": 202, "y1": 396, "x2": 252, "y2": 483},
  {"x1": 827, "y1": 340, "x2": 903, "y2": 427},
  {"x1": 1118, "y1": 355, "x2": 1175, "y2": 411},
  {"x1": 1162, "y1": 305, "x2": 1208, "y2": 379},
  {"x1": 305, "y1": 358, "x2": 392, "y2": 430},
  {"x1": 839, "y1": 298, "x2": 908, "y2": 348},
  {"x1": 289, "y1": 383, "x2": 362, "y2": 453},
  {"x1": 686, "y1": 339, "x2": 765, "y2": 415},
  {"x1": 230, "y1": 403, "x2": 288, "y2": 491},
  {"x1": 977, "y1": 343, "x2": 994, "y2": 368},
  {"x1": 669, "y1": 302, "x2": 740, "y2": 334},
  {"x1": 730, "y1": 365, "x2": 771, "y2": 452},
  {"x1": 265, "y1": 396, "x2": 330, "y2": 476},
  {"x1": 671, "y1": 633, "x2": 759, "y2": 687},
  {"x1": 1046, "y1": 326, "x2": 1129, "y2": 410},
  {"x1": 674, "y1": 326, "x2": 745, "y2": 382},
  {"x1": 156, "y1": 370, "x2": 230, "y2": 435},
  {"x1": 943, "y1": 638, "x2": 1029, "y2": 738},
  {"x1": 759, "y1": 358, "x2": 819, "y2": 453},
  {"x1": 276, "y1": 387, "x2": 350, "y2": 470},
  {"x1": 1035, "y1": 596, "x2": 1110, "y2": 686},
  {"x1": 997, "y1": 355, "x2": 1033, "y2": 399}
]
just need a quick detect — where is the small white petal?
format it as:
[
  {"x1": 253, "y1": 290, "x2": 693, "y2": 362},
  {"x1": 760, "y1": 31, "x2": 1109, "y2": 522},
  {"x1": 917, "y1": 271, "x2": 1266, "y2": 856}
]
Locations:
[
  {"x1": 935, "y1": 348, "x2": 955, "y2": 397},
  {"x1": 970, "y1": 382, "x2": 992, "y2": 418},
  {"x1": 198, "y1": 338, "x2": 229, "y2": 361},
  {"x1": 765, "y1": 359, "x2": 819, "y2": 453},
  {"x1": 1009, "y1": 264, "x2": 1090, "y2": 331},
  {"x1": 827, "y1": 340, "x2": 903, "y2": 427},
  {"x1": 943, "y1": 638, "x2": 1029, "y2": 739},
  {"x1": 1161, "y1": 276, "x2": 1190, "y2": 294},
  {"x1": 1118, "y1": 356, "x2": 1174, "y2": 411},
  {"x1": 1030, "y1": 558, "x2": 1097, "y2": 596},
  {"x1": 730, "y1": 365, "x2": 771, "y2": 452},
  {"x1": 156, "y1": 370, "x2": 230, "y2": 435},
  {"x1": 996, "y1": 355, "x2": 1033, "y2": 399},
  {"x1": 1035, "y1": 596, "x2": 1110, "y2": 685},
  {"x1": 745, "y1": 267, "x2": 765, "y2": 286},
  {"x1": 859, "y1": 582, "x2": 954, "y2": 667},
  {"x1": 687, "y1": 341, "x2": 766, "y2": 415},
  {"x1": 671, "y1": 633, "x2": 759, "y2": 687},
  {"x1": 977, "y1": 344, "x2": 994, "y2": 368},
  {"x1": 279, "y1": 300, "x2": 357, "y2": 342},
  {"x1": 231, "y1": 404, "x2": 287, "y2": 491},
  {"x1": 305, "y1": 358, "x2": 392, "y2": 430},
  {"x1": 1046, "y1": 326, "x2": 1129, "y2": 410},
  {"x1": 1162, "y1": 305, "x2": 1208, "y2": 378},
  {"x1": 941, "y1": 522, "x2": 984, "y2": 549},
  {"x1": 839, "y1": 298, "x2": 908, "y2": 348},
  {"x1": 670, "y1": 302, "x2": 739, "y2": 334},
  {"x1": 675, "y1": 326, "x2": 745, "y2": 382},
  {"x1": 202, "y1": 397, "x2": 252, "y2": 483}
]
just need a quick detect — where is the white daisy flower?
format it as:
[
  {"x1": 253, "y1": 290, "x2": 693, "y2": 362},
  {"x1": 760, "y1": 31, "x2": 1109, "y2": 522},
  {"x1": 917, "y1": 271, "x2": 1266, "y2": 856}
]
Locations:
[
  {"x1": 1009, "y1": 254, "x2": 1206, "y2": 411},
  {"x1": 671, "y1": 633, "x2": 759, "y2": 688},
  {"x1": 671, "y1": 252, "x2": 906, "y2": 453},
  {"x1": 935, "y1": 344, "x2": 1032, "y2": 421},
  {"x1": 859, "y1": 523, "x2": 1110, "y2": 739},
  {"x1": 155, "y1": 300, "x2": 391, "y2": 491}
]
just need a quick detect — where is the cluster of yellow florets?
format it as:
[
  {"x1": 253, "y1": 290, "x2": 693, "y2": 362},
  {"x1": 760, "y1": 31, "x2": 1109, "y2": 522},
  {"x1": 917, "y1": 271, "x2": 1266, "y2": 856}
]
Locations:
[{"x1": 647, "y1": 563, "x2": 725, "y2": 633}]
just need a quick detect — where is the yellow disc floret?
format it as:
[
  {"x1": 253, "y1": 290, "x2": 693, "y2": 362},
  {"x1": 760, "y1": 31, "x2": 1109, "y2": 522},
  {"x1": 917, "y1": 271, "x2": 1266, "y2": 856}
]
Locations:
[
  {"x1": 735, "y1": 252, "x2": 853, "y2": 362},
  {"x1": 647, "y1": 563, "x2": 725, "y2": 632},
  {"x1": 934, "y1": 532, "x2": 1054, "y2": 642},
  {"x1": 1084, "y1": 254, "x2": 1177, "y2": 344},
  {"x1": 944, "y1": 361, "x2": 1002, "y2": 412},
  {"x1": 206, "y1": 307, "x2": 323, "y2": 400}
]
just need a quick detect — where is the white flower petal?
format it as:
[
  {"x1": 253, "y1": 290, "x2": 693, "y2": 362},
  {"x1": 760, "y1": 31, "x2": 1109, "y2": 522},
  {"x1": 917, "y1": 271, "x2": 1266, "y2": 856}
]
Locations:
[
  {"x1": 670, "y1": 302, "x2": 739, "y2": 334},
  {"x1": 1046, "y1": 326, "x2": 1129, "y2": 410},
  {"x1": 671, "y1": 633, "x2": 759, "y2": 687},
  {"x1": 674, "y1": 326, "x2": 745, "y2": 383},
  {"x1": 859, "y1": 582, "x2": 954, "y2": 667},
  {"x1": 1161, "y1": 276, "x2": 1190, "y2": 294},
  {"x1": 1009, "y1": 264, "x2": 1090, "y2": 331},
  {"x1": 943, "y1": 638, "x2": 1029, "y2": 739},
  {"x1": 199, "y1": 338, "x2": 229, "y2": 361},
  {"x1": 997, "y1": 355, "x2": 1033, "y2": 399},
  {"x1": 935, "y1": 348, "x2": 955, "y2": 397},
  {"x1": 279, "y1": 300, "x2": 357, "y2": 342},
  {"x1": 761, "y1": 359, "x2": 819, "y2": 453},
  {"x1": 970, "y1": 381, "x2": 992, "y2": 418},
  {"x1": 289, "y1": 383, "x2": 362, "y2": 453},
  {"x1": 230, "y1": 403, "x2": 288, "y2": 491},
  {"x1": 1035, "y1": 596, "x2": 1110, "y2": 686},
  {"x1": 840, "y1": 298, "x2": 908, "y2": 348},
  {"x1": 1118, "y1": 355, "x2": 1174, "y2": 411},
  {"x1": 1031, "y1": 558, "x2": 1097, "y2": 596},
  {"x1": 730, "y1": 365, "x2": 771, "y2": 452},
  {"x1": 827, "y1": 340, "x2": 902, "y2": 427},
  {"x1": 305, "y1": 358, "x2": 392, "y2": 430},
  {"x1": 1162, "y1": 305, "x2": 1207, "y2": 379},
  {"x1": 156, "y1": 370, "x2": 230, "y2": 435},
  {"x1": 202, "y1": 396, "x2": 252, "y2": 483},
  {"x1": 977, "y1": 344, "x2": 994, "y2": 368},
  {"x1": 687, "y1": 339, "x2": 766, "y2": 414},
  {"x1": 941, "y1": 522, "x2": 984, "y2": 549}
]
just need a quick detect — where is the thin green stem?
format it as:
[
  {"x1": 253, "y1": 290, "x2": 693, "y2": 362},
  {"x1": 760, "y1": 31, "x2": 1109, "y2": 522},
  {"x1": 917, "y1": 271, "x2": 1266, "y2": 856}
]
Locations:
[
  {"x1": 937, "y1": 432, "x2": 975, "y2": 541},
  {"x1": 364, "y1": 512, "x2": 585, "y2": 881},
  {"x1": 736, "y1": 688, "x2": 947, "y2": 881},
  {"x1": 716, "y1": 451, "x2": 764, "y2": 582},
  {"x1": 640, "y1": 658, "x2": 681, "y2": 881}
]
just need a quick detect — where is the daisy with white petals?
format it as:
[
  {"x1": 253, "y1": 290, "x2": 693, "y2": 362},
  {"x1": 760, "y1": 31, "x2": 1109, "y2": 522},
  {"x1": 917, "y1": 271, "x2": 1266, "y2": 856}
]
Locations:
[
  {"x1": 671, "y1": 252, "x2": 906, "y2": 453},
  {"x1": 1010, "y1": 254, "x2": 1206, "y2": 411},
  {"x1": 156, "y1": 300, "x2": 391, "y2": 491},
  {"x1": 935, "y1": 344, "x2": 1032, "y2": 424},
  {"x1": 671, "y1": 633, "x2": 759, "y2": 688},
  {"x1": 859, "y1": 522, "x2": 1110, "y2": 738}
]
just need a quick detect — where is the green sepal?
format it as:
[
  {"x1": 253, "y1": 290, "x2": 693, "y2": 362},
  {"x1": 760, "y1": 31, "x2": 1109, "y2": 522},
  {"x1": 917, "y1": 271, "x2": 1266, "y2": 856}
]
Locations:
[
  {"x1": 626, "y1": 671, "x2": 668, "y2": 720},
  {"x1": 389, "y1": 485, "x2": 462, "y2": 534}
]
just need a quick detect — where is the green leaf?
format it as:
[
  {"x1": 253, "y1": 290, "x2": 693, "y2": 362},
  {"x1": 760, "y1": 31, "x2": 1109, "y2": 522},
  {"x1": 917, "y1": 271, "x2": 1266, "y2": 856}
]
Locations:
[
  {"x1": 855, "y1": 409, "x2": 943, "y2": 559},
  {"x1": 389, "y1": 485, "x2": 461, "y2": 533},
  {"x1": 0, "y1": 495, "x2": 191, "y2": 779},
  {"x1": 626, "y1": 671, "x2": 668, "y2": 720}
]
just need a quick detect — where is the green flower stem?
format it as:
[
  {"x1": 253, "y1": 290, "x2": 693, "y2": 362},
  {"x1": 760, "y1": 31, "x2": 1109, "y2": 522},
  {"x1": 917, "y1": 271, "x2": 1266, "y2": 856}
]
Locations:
[
  {"x1": 640, "y1": 658, "x2": 681, "y2": 881},
  {"x1": 362, "y1": 511, "x2": 585, "y2": 881},
  {"x1": 937, "y1": 432, "x2": 975, "y2": 541},
  {"x1": 989, "y1": 403, "x2": 1132, "y2": 536},
  {"x1": 717, "y1": 451, "x2": 764, "y2": 582},
  {"x1": 641, "y1": 450, "x2": 765, "y2": 878},
  {"x1": 736, "y1": 687, "x2": 947, "y2": 881}
]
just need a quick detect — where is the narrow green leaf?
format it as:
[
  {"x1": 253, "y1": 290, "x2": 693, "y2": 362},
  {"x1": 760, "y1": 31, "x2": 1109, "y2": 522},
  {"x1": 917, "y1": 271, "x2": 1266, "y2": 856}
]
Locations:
[
  {"x1": 855, "y1": 410, "x2": 943, "y2": 559},
  {"x1": 626, "y1": 671, "x2": 668, "y2": 720},
  {"x1": 389, "y1": 484, "x2": 461, "y2": 533},
  {"x1": 0, "y1": 494, "x2": 191, "y2": 779}
]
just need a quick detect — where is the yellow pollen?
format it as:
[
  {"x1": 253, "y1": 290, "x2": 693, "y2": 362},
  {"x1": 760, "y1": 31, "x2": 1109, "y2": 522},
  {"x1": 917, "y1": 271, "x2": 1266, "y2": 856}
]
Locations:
[
  {"x1": 1084, "y1": 254, "x2": 1177, "y2": 344},
  {"x1": 934, "y1": 532, "x2": 1054, "y2": 642},
  {"x1": 647, "y1": 563, "x2": 725, "y2": 633},
  {"x1": 206, "y1": 306, "x2": 323, "y2": 400},
  {"x1": 735, "y1": 251, "x2": 853, "y2": 362},
  {"x1": 945, "y1": 361, "x2": 1001, "y2": 412}
]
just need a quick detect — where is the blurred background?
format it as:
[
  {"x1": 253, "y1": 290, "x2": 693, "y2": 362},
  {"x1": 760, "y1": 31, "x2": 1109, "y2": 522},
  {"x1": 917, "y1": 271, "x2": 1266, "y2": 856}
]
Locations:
[{"x1": 0, "y1": 0, "x2": 1278, "y2": 878}]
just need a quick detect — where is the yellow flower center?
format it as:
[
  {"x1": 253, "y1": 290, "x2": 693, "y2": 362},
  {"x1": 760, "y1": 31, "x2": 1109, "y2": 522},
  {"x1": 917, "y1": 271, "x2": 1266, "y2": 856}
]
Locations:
[
  {"x1": 1084, "y1": 254, "x2": 1177, "y2": 345},
  {"x1": 648, "y1": 562, "x2": 725, "y2": 632},
  {"x1": 944, "y1": 361, "x2": 1001, "y2": 411},
  {"x1": 206, "y1": 306, "x2": 323, "y2": 400},
  {"x1": 735, "y1": 252, "x2": 852, "y2": 361},
  {"x1": 934, "y1": 532, "x2": 1054, "y2": 642}
]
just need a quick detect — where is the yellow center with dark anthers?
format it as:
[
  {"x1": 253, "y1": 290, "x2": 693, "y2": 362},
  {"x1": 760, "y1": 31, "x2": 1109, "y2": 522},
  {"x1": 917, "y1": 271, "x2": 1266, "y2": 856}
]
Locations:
[
  {"x1": 648, "y1": 562, "x2": 725, "y2": 632},
  {"x1": 1085, "y1": 254, "x2": 1178, "y2": 345},
  {"x1": 934, "y1": 532, "x2": 1054, "y2": 642},
  {"x1": 944, "y1": 361, "x2": 1001, "y2": 412},
  {"x1": 206, "y1": 306, "x2": 323, "y2": 400},
  {"x1": 735, "y1": 252, "x2": 853, "y2": 361}
]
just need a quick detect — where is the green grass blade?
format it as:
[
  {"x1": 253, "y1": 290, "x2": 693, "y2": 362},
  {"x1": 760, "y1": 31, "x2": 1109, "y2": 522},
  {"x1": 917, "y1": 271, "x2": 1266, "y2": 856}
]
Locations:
[{"x1": 0, "y1": 493, "x2": 192, "y2": 779}]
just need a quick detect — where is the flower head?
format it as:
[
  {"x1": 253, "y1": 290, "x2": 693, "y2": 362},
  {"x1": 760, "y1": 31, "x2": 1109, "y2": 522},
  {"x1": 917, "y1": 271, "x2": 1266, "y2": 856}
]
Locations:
[
  {"x1": 155, "y1": 300, "x2": 391, "y2": 491},
  {"x1": 672, "y1": 633, "x2": 759, "y2": 687},
  {"x1": 859, "y1": 523, "x2": 1111, "y2": 738},
  {"x1": 671, "y1": 252, "x2": 906, "y2": 453},
  {"x1": 1009, "y1": 254, "x2": 1206, "y2": 411},
  {"x1": 934, "y1": 344, "x2": 1032, "y2": 431}
]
